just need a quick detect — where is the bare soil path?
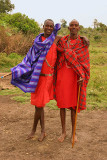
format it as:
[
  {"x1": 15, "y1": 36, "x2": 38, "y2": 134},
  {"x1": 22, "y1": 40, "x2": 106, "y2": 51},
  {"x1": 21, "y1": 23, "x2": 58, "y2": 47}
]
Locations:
[{"x1": 0, "y1": 73, "x2": 107, "y2": 160}]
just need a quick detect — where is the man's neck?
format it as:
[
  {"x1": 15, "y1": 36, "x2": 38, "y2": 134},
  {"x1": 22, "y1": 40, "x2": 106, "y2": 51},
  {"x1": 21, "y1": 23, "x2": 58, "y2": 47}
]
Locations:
[
  {"x1": 43, "y1": 33, "x2": 50, "y2": 38},
  {"x1": 70, "y1": 34, "x2": 78, "y2": 40}
]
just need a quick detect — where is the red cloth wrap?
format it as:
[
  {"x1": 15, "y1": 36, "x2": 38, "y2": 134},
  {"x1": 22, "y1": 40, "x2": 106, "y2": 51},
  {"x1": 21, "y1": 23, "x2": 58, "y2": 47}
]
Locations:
[
  {"x1": 54, "y1": 35, "x2": 90, "y2": 112},
  {"x1": 31, "y1": 37, "x2": 57, "y2": 107}
]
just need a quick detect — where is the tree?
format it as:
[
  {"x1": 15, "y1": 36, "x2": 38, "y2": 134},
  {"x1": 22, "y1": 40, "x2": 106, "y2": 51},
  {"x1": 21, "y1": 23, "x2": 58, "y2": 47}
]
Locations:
[
  {"x1": 5, "y1": 13, "x2": 40, "y2": 34},
  {"x1": 93, "y1": 19, "x2": 98, "y2": 29},
  {"x1": 60, "y1": 19, "x2": 67, "y2": 28},
  {"x1": 0, "y1": 0, "x2": 15, "y2": 13},
  {"x1": 98, "y1": 22, "x2": 107, "y2": 32},
  {"x1": 79, "y1": 25, "x2": 84, "y2": 30}
]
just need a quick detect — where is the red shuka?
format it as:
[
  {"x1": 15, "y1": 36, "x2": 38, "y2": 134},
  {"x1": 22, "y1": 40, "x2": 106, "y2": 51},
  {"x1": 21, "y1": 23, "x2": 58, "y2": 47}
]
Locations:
[
  {"x1": 31, "y1": 37, "x2": 57, "y2": 107},
  {"x1": 55, "y1": 35, "x2": 90, "y2": 112}
]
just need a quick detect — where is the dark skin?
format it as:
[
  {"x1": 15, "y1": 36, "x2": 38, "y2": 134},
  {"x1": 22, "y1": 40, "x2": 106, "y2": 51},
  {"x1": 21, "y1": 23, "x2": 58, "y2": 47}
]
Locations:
[
  {"x1": 58, "y1": 20, "x2": 88, "y2": 143},
  {"x1": 26, "y1": 20, "x2": 60, "y2": 141}
]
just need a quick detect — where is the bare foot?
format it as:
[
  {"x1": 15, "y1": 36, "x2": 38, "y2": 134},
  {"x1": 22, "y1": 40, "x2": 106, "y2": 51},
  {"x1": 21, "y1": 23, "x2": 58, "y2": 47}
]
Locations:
[
  {"x1": 58, "y1": 133, "x2": 66, "y2": 142},
  {"x1": 26, "y1": 131, "x2": 35, "y2": 140},
  {"x1": 71, "y1": 134, "x2": 78, "y2": 143},
  {"x1": 38, "y1": 132, "x2": 46, "y2": 142}
]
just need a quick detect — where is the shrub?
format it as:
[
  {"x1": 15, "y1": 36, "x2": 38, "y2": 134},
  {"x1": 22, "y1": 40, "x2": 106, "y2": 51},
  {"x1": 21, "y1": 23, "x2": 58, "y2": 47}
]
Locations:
[
  {"x1": 94, "y1": 35, "x2": 102, "y2": 41},
  {"x1": 0, "y1": 26, "x2": 35, "y2": 55},
  {"x1": 5, "y1": 13, "x2": 40, "y2": 34},
  {"x1": 0, "y1": 13, "x2": 40, "y2": 35}
]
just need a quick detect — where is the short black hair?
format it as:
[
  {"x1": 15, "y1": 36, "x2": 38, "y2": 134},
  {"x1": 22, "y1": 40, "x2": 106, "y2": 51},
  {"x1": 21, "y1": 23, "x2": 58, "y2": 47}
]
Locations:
[{"x1": 44, "y1": 19, "x2": 54, "y2": 25}]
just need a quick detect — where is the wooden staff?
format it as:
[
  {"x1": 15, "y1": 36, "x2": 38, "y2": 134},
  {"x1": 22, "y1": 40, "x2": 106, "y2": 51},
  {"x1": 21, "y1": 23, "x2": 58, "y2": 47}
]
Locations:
[
  {"x1": 0, "y1": 72, "x2": 12, "y2": 79},
  {"x1": 72, "y1": 84, "x2": 81, "y2": 148}
]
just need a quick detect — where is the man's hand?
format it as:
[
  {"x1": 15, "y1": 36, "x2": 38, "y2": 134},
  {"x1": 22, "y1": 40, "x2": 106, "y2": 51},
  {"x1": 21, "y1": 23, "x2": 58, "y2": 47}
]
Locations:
[
  {"x1": 77, "y1": 77, "x2": 83, "y2": 86},
  {"x1": 80, "y1": 36, "x2": 90, "y2": 47}
]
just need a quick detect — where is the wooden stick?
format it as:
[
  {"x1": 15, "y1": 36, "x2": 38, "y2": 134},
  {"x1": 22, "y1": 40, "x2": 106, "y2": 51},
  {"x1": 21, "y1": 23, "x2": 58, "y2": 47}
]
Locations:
[
  {"x1": 72, "y1": 85, "x2": 81, "y2": 148},
  {"x1": 0, "y1": 72, "x2": 12, "y2": 79}
]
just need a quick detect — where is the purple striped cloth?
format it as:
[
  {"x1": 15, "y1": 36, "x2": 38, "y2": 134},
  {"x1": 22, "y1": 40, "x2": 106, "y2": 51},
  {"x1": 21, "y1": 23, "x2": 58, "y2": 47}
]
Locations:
[{"x1": 11, "y1": 23, "x2": 61, "y2": 92}]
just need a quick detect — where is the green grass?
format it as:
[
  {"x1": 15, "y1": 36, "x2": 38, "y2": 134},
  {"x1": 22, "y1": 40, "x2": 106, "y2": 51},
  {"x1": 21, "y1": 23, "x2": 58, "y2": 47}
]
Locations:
[
  {"x1": 0, "y1": 52, "x2": 24, "y2": 72},
  {"x1": 86, "y1": 45, "x2": 107, "y2": 110},
  {"x1": 46, "y1": 100, "x2": 58, "y2": 110},
  {"x1": 89, "y1": 46, "x2": 107, "y2": 65},
  {"x1": 11, "y1": 95, "x2": 30, "y2": 103},
  {"x1": 0, "y1": 88, "x2": 23, "y2": 95},
  {"x1": 0, "y1": 87, "x2": 31, "y2": 103}
]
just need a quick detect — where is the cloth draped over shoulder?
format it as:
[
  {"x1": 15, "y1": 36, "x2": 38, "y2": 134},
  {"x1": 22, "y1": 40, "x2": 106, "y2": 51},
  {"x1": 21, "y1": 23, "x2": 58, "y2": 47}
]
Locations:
[
  {"x1": 55, "y1": 35, "x2": 90, "y2": 111},
  {"x1": 11, "y1": 24, "x2": 61, "y2": 93}
]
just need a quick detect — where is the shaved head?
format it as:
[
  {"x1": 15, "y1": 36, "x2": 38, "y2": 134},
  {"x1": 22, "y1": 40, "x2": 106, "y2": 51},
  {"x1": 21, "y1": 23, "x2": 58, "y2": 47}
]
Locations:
[{"x1": 69, "y1": 19, "x2": 79, "y2": 26}]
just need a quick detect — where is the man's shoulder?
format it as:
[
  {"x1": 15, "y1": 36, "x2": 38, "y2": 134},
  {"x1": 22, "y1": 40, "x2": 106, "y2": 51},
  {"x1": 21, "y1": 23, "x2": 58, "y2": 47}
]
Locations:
[
  {"x1": 60, "y1": 35, "x2": 69, "y2": 41},
  {"x1": 54, "y1": 35, "x2": 69, "y2": 45}
]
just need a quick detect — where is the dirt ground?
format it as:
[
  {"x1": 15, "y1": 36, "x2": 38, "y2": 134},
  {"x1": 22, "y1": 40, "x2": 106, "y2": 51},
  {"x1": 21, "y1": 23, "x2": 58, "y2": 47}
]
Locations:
[{"x1": 0, "y1": 74, "x2": 107, "y2": 160}]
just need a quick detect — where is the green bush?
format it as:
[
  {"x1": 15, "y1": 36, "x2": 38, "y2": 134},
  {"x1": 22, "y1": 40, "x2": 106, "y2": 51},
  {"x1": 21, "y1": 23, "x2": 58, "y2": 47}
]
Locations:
[
  {"x1": 0, "y1": 13, "x2": 40, "y2": 35},
  {"x1": 94, "y1": 35, "x2": 102, "y2": 41}
]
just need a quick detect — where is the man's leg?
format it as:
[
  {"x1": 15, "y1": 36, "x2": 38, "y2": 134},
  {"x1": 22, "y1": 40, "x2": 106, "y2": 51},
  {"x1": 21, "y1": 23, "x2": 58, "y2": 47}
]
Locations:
[
  {"x1": 71, "y1": 108, "x2": 77, "y2": 142},
  {"x1": 38, "y1": 108, "x2": 46, "y2": 142},
  {"x1": 26, "y1": 106, "x2": 42, "y2": 140},
  {"x1": 58, "y1": 108, "x2": 66, "y2": 142}
]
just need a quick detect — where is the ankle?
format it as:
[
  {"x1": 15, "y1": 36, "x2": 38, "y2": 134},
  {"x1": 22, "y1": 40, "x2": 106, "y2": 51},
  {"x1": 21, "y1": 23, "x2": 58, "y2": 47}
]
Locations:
[
  {"x1": 62, "y1": 131, "x2": 66, "y2": 135},
  {"x1": 41, "y1": 130, "x2": 45, "y2": 134}
]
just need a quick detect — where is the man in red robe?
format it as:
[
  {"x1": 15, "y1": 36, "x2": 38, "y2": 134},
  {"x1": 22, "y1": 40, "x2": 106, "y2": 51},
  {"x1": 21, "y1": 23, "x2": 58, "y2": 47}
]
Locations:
[
  {"x1": 55, "y1": 19, "x2": 90, "y2": 143},
  {"x1": 27, "y1": 19, "x2": 61, "y2": 141}
]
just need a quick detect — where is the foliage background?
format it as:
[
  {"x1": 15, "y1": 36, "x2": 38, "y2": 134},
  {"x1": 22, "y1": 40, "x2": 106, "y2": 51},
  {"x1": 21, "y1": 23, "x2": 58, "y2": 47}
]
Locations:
[{"x1": 0, "y1": 1, "x2": 107, "y2": 110}]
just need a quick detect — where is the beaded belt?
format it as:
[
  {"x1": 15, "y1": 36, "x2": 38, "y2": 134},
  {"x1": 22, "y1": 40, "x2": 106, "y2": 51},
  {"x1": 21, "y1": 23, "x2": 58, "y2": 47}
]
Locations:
[
  {"x1": 40, "y1": 73, "x2": 53, "y2": 76},
  {"x1": 45, "y1": 58, "x2": 54, "y2": 69}
]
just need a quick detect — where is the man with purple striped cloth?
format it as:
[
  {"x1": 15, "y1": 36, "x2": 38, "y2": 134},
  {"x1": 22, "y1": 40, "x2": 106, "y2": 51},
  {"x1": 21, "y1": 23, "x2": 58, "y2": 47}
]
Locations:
[
  {"x1": 11, "y1": 19, "x2": 89, "y2": 142},
  {"x1": 11, "y1": 19, "x2": 61, "y2": 141}
]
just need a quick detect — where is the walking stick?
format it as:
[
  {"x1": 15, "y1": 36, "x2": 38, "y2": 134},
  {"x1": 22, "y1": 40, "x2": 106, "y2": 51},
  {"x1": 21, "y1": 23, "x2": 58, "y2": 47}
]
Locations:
[
  {"x1": 72, "y1": 84, "x2": 81, "y2": 148},
  {"x1": 0, "y1": 72, "x2": 12, "y2": 79}
]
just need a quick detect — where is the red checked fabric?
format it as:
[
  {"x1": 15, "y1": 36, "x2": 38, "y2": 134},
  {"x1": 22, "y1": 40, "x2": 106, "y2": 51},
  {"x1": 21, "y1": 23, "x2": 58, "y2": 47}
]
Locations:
[{"x1": 54, "y1": 35, "x2": 90, "y2": 112}]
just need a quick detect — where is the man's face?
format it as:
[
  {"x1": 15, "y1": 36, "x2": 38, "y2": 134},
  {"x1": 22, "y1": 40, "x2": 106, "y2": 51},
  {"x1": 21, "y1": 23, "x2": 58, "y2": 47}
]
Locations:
[
  {"x1": 68, "y1": 20, "x2": 80, "y2": 35},
  {"x1": 43, "y1": 20, "x2": 54, "y2": 37}
]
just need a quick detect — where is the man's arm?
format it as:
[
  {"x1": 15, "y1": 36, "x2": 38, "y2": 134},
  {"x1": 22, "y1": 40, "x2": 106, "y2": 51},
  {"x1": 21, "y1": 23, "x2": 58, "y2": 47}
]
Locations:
[
  {"x1": 80, "y1": 36, "x2": 90, "y2": 47},
  {"x1": 54, "y1": 35, "x2": 62, "y2": 45}
]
